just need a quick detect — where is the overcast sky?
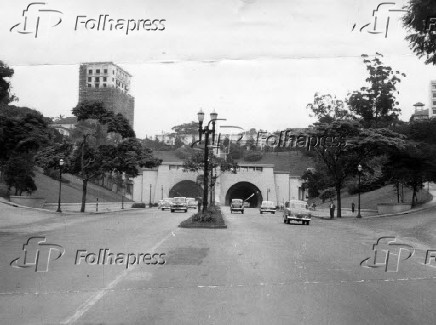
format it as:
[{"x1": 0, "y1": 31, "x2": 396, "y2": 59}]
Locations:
[{"x1": 2, "y1": 0, "x2": 436, "y2": 138}]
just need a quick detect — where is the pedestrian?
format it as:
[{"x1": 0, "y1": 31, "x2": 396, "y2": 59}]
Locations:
[
  {"x1": 351, "y1": 202, "x2": 355, "y2": 213},
  {"x1": 329, "y1": 201, "x2": 336, "y2": 219}
]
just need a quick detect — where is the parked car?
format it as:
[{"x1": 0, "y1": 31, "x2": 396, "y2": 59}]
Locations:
[
  {"x1": 283, "y1": 201, "x2": 311, "y2": 225},
  {"x1": 186, "y1": 197, "x2": 197, "y2": 209},
  {"x1": 243, "y1": 202, "x2": 250, "y2": 208},
  {"x1": 160, "y1": 198, "x2": 172, "y2": 211},
  {"x1": 170, "y1": 197, "x2": 188, "y2": 213},
  {"x1": 260, "y1": 201, "x2": 276, "y2": 214},
  {"x1": 230, "y1": 199, "x2": 244, "y2": 214}
]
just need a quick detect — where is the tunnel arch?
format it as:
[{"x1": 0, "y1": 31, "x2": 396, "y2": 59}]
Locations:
[
  {"x1": 225, "y1": 182, "x2": 263, "y2": 207},
  {"x1": 169, "y1": 180, "x2": 203, "y2": 198}
]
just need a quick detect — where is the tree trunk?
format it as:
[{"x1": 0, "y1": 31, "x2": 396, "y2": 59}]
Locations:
[
  {"x1": 336, "y1": 185, "x2": 342, "y2": 218},
  {"x1": 81, "y1": 179, "x2": 88, "y2": 212},
  {"x1": 411, "y1": 185, "x2": 417, "y2": 208}
]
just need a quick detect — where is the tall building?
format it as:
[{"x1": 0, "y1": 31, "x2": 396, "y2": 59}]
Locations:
[
  {"x1": 430, "y1": 80, "x2": 436, "y2": 118},
  {"x1": 78, "y1": 62, "x2": 135, "y2": 126}
]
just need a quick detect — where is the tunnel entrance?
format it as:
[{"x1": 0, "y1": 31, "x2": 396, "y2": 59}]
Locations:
[
  {"x1": 170, "y1": 180, "x2": 203, "y2": 198},
  {"x1": 225, "y1": 182, "x2": 263, "y2": 208}
]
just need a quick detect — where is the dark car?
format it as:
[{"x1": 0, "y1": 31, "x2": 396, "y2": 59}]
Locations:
[{"x1": 230, "y1": 199, "x2": 244, "y2": 214}]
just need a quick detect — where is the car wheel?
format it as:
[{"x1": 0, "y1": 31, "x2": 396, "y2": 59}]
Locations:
[
  {"x1": 283, "y1": 218, "x2": 286, "y2": 224},
  {"x1": 184, "y1": 209, "x2": 187, "y2": 213},
  {"x1": 260, "y1": 211, "x2": 263, "y2": 214},
  {"x1": 242, "y1": 210, "x2": 244, "y2": 214},
  {"x1": 171, "y1": 209, "x2": 174, "y2": 213},
  {"x1": 286, "y1": 219, "x2": 290, "y2": 224},
  {"x1": 272, "y1": 212, "x2": 275, "y2": 214}
]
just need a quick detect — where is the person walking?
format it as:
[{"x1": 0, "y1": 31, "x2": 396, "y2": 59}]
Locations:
[
  {"x1": 351, "y1": 202, "x2": 355, "y2": 213},
  {"x1": 329, "y1": 201, "x2": 336, "y2": 219}
]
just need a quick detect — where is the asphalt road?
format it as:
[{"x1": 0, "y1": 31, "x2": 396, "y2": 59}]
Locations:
[{"x1": 1, "y1": 206, "x2": 435, "y2": 324}]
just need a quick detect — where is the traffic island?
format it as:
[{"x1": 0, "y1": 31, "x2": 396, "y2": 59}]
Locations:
[{"x1": 179, "y1": 206, "x2": 227, "y2": 229}]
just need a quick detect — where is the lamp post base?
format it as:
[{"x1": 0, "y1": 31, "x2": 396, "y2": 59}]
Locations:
[
  {"x1": 356, "y1": 213, "x2": 362, "y2": 218},
  {"x1": 56, "y1": 208, "x2": 62, "y2": 213}
]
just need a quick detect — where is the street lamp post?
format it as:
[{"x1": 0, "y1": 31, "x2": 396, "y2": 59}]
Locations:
[
  {"x1": 197, "y1": 109, "x2": 226, "y2": 214},
  {"x1": 357, "y1": 164, "x2": 362, "y2": 218},
  {"x1": 56, "y1": 158, "x2": 64, "y2": 213},
  {"x1": 161, "y1": 185, "x2": 163, "y2": 200},
  {"x1": 267, "y1": 188, "x2": 270, "y2": 201},
  {"x1": 121, "y1": 173, "x2": 125, "y2": 209}
]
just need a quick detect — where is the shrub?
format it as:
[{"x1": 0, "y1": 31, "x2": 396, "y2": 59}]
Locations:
[
  {"x1": 131, "y1": 202, "x2": 146, "y2": 208},
  {"x1": 243, "y1": 151, "x2": 263, "y2": 162},
  {"x1": 43, "y1": 168, "x2": 70, "y2": 183}
]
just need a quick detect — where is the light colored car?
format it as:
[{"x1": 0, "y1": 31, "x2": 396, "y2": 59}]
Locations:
[
  {"x1": 230, "y1": 199, "x2": 244, "y2": 214},
  {"x1": 186, "y1": 198, "x2": 197, "y2": 209},
  {"x1": 160, "y1": 198, "x2": 172, "y2": 211},
  {"x1": 283, "y1": 201, "x2": 311, "y2": 225},
  {"x1": 260, "y1": 201, "x2": 276, "y2": 214},
  {"x1": 170, "y1": 197, "x2": 188, "y2": 213}
]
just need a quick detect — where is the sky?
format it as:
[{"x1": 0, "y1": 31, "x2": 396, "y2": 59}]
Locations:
[{"x1": 2, "y1": 0, "x2": 436, "y2": 139}]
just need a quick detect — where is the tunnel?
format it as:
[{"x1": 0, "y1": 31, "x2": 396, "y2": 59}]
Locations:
[
  {"x1": 169, "y1": 180, "x2": 203, "y2": 198},
  {"x1": 225, "y1": 182, "x2": 263, "y2": 207}
]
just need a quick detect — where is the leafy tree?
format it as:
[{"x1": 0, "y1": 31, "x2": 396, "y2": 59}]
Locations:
[
  {"x1": 347, "y1": 53, "x2": 405, "y2": 128},
  {"x1": 309, "y1": 121, "x2": 405, "y2": 217},
  {"x1": 0, "y1": 105, "x2": 51, "y2": 194},
  {"x1": 383, "y1": 142, "x2": 436, "y2": 206},
  {"x1": 0, "y1": 61, "x2": 17, "y2": 104},
  {"x1": 301, "y1": 169, "x2": 328, "y2": 199},
  {"x1": 68, "y1": 101, "x2": 161, "y2": 212},
  {"x1": 402, "y1": 0, "x2": 436, "y2": 65},
  {"x1": 171, "y1": 121, "x2": 199, "y2": 135},
  {"x1": 307, "y1": 93, "x2": 351, "y2": 123}
]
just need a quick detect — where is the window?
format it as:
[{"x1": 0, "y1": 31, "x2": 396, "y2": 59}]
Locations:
[
  {"x1": 433, "y1": 109, "x2": 436, "y2": 114},
  {"x1": 87, "y1": 84, "x2": 91, "y2": 88},
  {"x1": 104, "y1": 69, "x2": 108, "y2": 74},
  {"x1": 256, "y1": 167, "x2": 263, "y2": 172},
  {"x1": 112, "y1": 70, "x2": 114, "y2": 75},
  {"x1": 433, "y1": 101, "x2": 436, "y2": 105},
  {"x1": 103, "y1": 84, "x2": 107, "y2": 88},
  {"x1": 96, "y1": 69, "x2": 100, "y2": 74},
  {"x1": 88, "y1": 69, "x2": 92, "y2": 74},
  {"x1": 88, "y1": 77, "x2": 91, "y2": 82},
  {"x1": 95, "y1": 77, "x2": 100, "y2": 82},
  {"x1": 433, "y1": 93, "x2": 436, "y2": 97},
  {"x1": 103, "y1": 77, "x2": 107, "y2": 82},
  {"x1": 95, "y1": 83, "x2": 99, "y2": 88}
]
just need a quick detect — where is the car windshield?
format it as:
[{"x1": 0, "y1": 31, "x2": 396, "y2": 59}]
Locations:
[
  {"x1": 232, "y1": 199, "x2": 243, "y2": 203},
  {"x1": 262, "y1": 201, "x2": 275, "y2": 207},
  {"x1": 173, "y1": 197, "x2": 186, "y2": 203}
]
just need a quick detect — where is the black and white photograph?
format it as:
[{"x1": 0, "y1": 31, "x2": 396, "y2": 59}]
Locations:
[{"x1": 1, "y1": 0, "x2": 436, "y2": 324}]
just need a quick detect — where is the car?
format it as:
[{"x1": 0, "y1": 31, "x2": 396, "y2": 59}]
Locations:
[
  {"x1": 283, "y1": 201, "x2": 312, "y2": 225},
  {"x1": 230, "y1": 199, "x2": 244, "y2": 214},
  {"x1": 243, "y1": 202, "x2": 250, "y2": 208},
  {"x1": 186, "y1": 197, "x2": 197, "y2": 209},
  {"x1": 160, "y1": 198, "x2": 172, "y2": 211},
  {"x1": 170, "y1": 197, "x2": 188, "y2": 213},
  {"x1": 260, "y1": 201, "x2": 276, "y2": 214}
]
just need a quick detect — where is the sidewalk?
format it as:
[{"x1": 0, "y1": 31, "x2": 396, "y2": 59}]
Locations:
[
  {"x1": 314, "y1": 183, "x2": 436, "y2": 220},
  {"x1": 0, "y1": 197, "x2": 142, "y2": 229}
]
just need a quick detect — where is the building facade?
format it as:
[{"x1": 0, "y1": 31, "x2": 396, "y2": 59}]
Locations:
[
  {"x1": 430, "y1": 80, "x2": 436, "y2": 118},
  {"x1": 78, "y1": 62, "x2": 135, "y2": 125}
]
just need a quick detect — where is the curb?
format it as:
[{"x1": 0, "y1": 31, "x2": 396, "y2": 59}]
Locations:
[
  {"x1": 312, "y1": 203, "x2": 436, "y2": 220},
  {"x1": 0, "y1": 199, "x2": 143, "y2": 215}
]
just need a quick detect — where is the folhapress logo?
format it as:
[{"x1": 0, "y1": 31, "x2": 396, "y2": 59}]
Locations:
[
  {"x1": 10, "y1": 2, "x2": 63, "y2": 38},
  {"x1": 10, "y1": 237, "x2": 65, "y2": 272},
  {"x1": 360, "y1": 236, "x2": 415, "y2": 272}
]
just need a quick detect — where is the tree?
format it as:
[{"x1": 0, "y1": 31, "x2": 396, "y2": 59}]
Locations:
[
  {"x1": 347, "y1": 53, "x2": 405, "y2": 128},
  {"x1": 309, "y1": 121, "x2": 405, "y2": 217},
  {"x1": 0, "y1": 105, "x2": 51, "y2": 194},
  {"x1": 301, "y1": 169, "x2": 329, "y2": 199},
  {"x1": 68, "y1": 101, "x2": 161, "y2": 212},
  {"x1": 402, "y1": 0, "x2": 436, "y2": 65},
  {"x1": 307, "y1": 93, "x2": 351, "y2": 124},
  {"x1": 0, "y1": 60, "x2": 17, "y2": 104},
  {"x1": 171, "y1": 121, "x2": 199, "y2": 135},
  {"x1": 383, "y1": 143, "x2": 436, "y2": 206}
]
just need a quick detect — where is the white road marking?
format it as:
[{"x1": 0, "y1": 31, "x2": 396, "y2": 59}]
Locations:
[{"x1": 60, "y1": 230, "x2": 177, "y2": 325}]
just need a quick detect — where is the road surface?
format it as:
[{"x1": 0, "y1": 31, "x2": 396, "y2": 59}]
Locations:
[{"x1": 1, "y1": 205, "x2": 435, "y2": 324}]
